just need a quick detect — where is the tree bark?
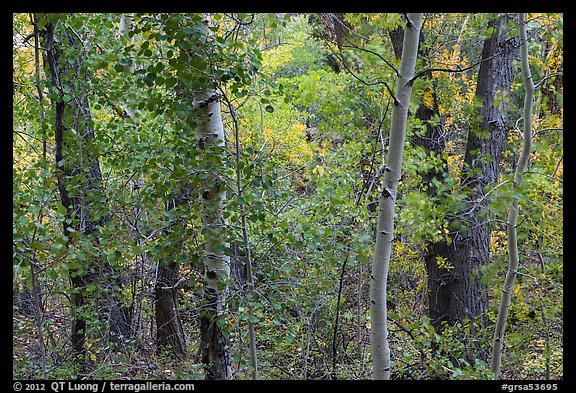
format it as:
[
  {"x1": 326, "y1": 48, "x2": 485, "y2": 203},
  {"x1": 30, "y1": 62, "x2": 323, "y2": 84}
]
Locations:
[
  {"x1": 185, "y1": 14, "x2": 233, "y2": 381},
  {"x1": 424, "y1": 13, "x2": 519, "y2": 330},
  {"x1": 154, "y1": 195, "x2": 188, "y2": 360},
  {"x1": 41, "y1": 15, "x2": 132, "y2": 364},
  {"x1": 317, "y1": 13, "x2": 351, "y2": 51},
  {"x1": 370, "y1": 13, "x2": 422, "y2": 380},
  {"x1": 388, "y1": 26, "x2": 405, "y2": 60},
  {"x1": 154, "y1": 253, "x2": 187, "y2": 359},
  {"x1": 490, "y1": 12, "x2": 534, "y2": 379},
  {"x1": 194, "y1": 88, "x2": 233, "y2": 380}
]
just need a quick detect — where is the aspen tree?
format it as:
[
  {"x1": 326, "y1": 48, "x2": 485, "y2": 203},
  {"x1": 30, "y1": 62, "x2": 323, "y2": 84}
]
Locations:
[
  {"x1": 490, "y1": 12, "x2": 534, "y2": 379},
  {"x1": 370, "y1": 12, "x2": 422, "y2": 380},
  {"x1": 194, "y1": 14, "x2": 233, "y2": 380}
]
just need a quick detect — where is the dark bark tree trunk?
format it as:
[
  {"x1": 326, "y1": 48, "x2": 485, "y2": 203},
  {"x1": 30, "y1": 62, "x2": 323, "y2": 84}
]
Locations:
[
  {"x1": 423, "y1": 14, "x2": 520, "y2": 350},
  {"x1": 317, "y1": 13, "x2": 350, "y2": 51},
  {"x1": 490, "y1": 13, "x2": 535, "y2": 378},
  {"x1": 389, "y1": 14, "x2": 520, "y2": 363},
  {"x1": 40, "y1": 16, "x2": 132, "y2": 364},
  {"x1": 154, "y1": 260, "x2": 187, "y2": 359},
  {"x1": 388, "y1": 26, "x2": 405, "y2": 60},
  {"x1": 154, "y1": 199, "x2": 187, "y2": 359}
]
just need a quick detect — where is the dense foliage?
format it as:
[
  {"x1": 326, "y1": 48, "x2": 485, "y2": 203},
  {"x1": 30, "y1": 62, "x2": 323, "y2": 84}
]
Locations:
[{"x1": 13, "y1": 12, "x2": 562, "y2": 380}]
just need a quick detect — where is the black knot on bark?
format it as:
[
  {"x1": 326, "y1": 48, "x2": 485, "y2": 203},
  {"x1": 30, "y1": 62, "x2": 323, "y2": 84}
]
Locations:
[{"x1": 198, "y1": 93, "x2": 221, "y2": 108}]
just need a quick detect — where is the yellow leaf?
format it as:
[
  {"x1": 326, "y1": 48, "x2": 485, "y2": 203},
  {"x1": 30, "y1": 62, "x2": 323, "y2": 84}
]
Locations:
[
  {"x1": 423, "y1": 88, "x2": 435, "y2": 109},
  {"x1": 312, "y1": 165, "x2": 325, "y2": 176}
]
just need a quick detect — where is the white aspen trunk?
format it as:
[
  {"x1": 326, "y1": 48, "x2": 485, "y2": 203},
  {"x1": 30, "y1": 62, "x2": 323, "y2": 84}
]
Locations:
[
  {"x1": 194, "y1": 87, "x2": 233, "y2": 380},
  {"x1": 194, "y1": 89, "x2": 231, "y2": 303},
  {"x1": 490, "y1": 12, "x2": 534, "y2": 379},
  {"x1": 193, "y1": 14, "x2": 232, "y2": 380},
  {"x1": 370, "y1": 13, "x2": 422, "y2": 380},
  {"x1": 120, "y1": 14, "x2": 137, "y2": 121}
]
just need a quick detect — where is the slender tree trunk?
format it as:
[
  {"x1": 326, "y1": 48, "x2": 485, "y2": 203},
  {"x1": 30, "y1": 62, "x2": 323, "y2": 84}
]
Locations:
[
  {"x1": 490, "y1": 12, "x2": 534, "y2": 379},
  {"x1": 225, "y1": 95, "x2": 259, "y2": 379},
  {"x1": 41, "y1": 15, "x2": 131, "y2": 365},
  {"x1": 423, "y1": 16, "x2": 519, "y2": 359},
  {"x1": 370, "y1": 13, "x2": 422, "y2": 380},
  {"x1": 391, "y1": 24, "x2": 448, "y2": 203},
  {"x1": 194, "y1": 88, "x2": 233, "y2": 380},
  {"x1": 179, "y1": 14, "x2": 233, "y2": 381},
  {"x1": 31, "y1": 13, "x2": 47, "y2": 160}
]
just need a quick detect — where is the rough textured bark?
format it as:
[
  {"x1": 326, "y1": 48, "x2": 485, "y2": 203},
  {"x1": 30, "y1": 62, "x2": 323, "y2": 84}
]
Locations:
[
  {"x1": 388, "y1": 26, "x2": 405, "y2": 60},
  {"x1": 490, "y1": 13, "x2": 534, "y2": 378},
  {"x1": 423, "y1": 15, "x2": 519, "y2": 350},
  {"x1": 154, "y1": 197, "x2": 187, "y2": 360},
  {"x1": 154, "y1": 267, "x2": 186, "y2": 357},
  {"x1": 317, "y1": 13, "x2": 350, "y2": 50},
  {"x1": 41, "y1": 16, "x2": 132, "y2": 362},
  {"x1": 154, "y1": 255, "x2": 187, "y2": 359},
  {"x1": 370, "y1": 13, "x2": 422, "y2": 380}
]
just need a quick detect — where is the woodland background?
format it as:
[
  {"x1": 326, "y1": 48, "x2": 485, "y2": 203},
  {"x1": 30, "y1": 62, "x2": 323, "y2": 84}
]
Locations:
[{"x1": 12, "y1": 12, "x2": 563, "y2": 380}]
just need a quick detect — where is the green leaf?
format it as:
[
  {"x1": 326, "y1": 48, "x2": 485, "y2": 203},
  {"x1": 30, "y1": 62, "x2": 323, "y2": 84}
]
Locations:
[
  {"x1": 216, "y1": 317, "x2": 227, "y2": 328},
  {"x1": 29, "y1": 242, "x2": 45, "y2": 251}
]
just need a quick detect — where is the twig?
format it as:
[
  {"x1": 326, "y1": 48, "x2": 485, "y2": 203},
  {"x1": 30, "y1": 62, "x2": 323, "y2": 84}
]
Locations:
[{"x1": 332, "y1": 250, "x2": 350, "y2": 378}]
